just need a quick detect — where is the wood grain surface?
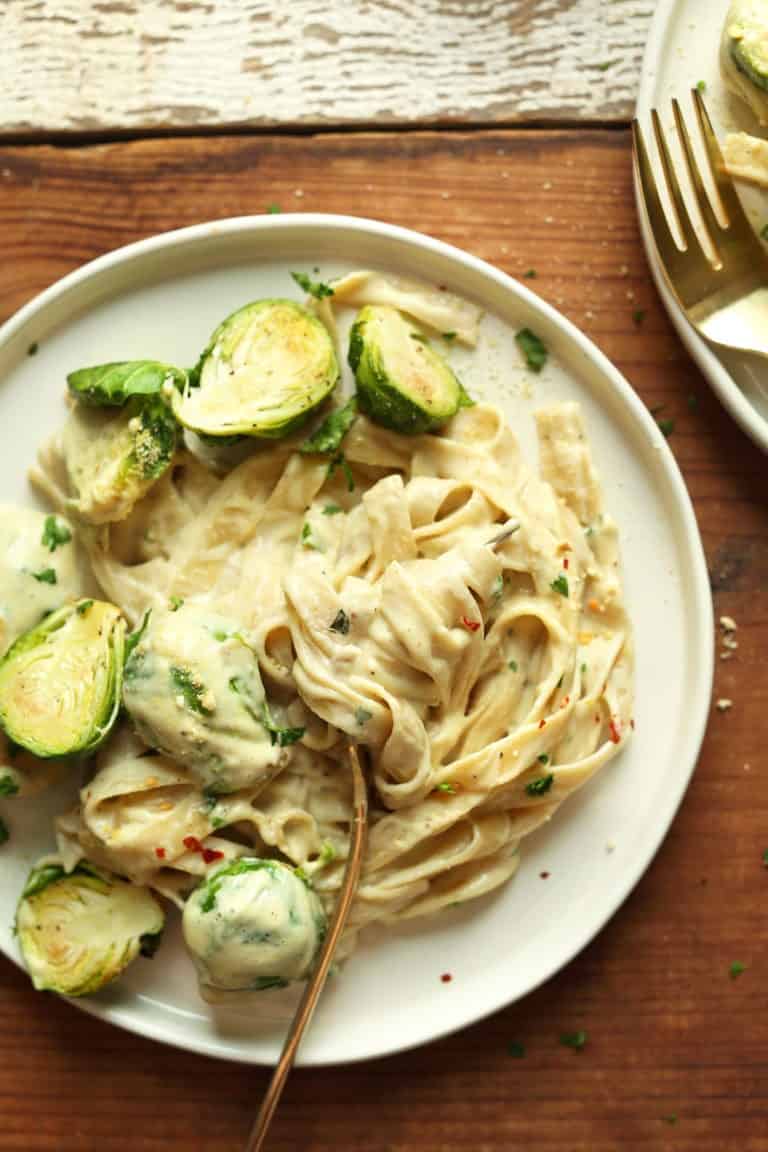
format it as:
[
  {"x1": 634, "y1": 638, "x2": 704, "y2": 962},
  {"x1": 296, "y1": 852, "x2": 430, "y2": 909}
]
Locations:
[
  {"x1": 0, "y1": 130, "x2": 766, "y2": 1152},
  {"x1": 2, "y1": 0, "x2": 653, "y2": 135}
]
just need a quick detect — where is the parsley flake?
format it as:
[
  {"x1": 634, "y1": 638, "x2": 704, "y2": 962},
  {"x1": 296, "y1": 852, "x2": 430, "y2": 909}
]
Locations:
[
  {"x1": 266, "y1": 203, "x2": 282, "y2": 214},
  {"x1": 434, "y1": 782, "x2": 456, "y2": 794},
  {"x1": 551, "y1": 574, "x2": 569, "y2": 597},
  {"x1": 515, "y1": 328, "x2": 548, "y2": 373},
  {"x1": 763, "y1": 849, "x2": 768, "y2": 868},
  {"x1": 526, "y1": 774, "x2": 554, "y2": 796},
  {"x1": 0, "y1": 775, "x2": 19, "y2": 797},
  {"x1": 761, "y1": 224, "x2": 768, "y2": 242},
  {"x1": 442, "y1": 331, "x2": 457, "y2": 342},
  {"x1": 523, "y1": 269, "x2": 537, "y2": 279},
  {"x1": 355, "y1": 706, "x2": 372, "y2": 725},
  {"x1": 32, "y1": 568, "x2": 56, "y2": 585},
  {"x1": 41, "y1": 515, "x2": 71, "y2": 552},
  {"x1": 300, "y1": 522, "x2": 322, "y2": 551},
  {"x1": 657, "y1": 417, "x2": 675, "y2": 438},
  {"x1": 537, "y1": 754, "x2": 549, "y2": 765},
  {"x1": 76, "y1": 599, "x2": 94, "y2": 617},
  {"x1": 559, "y1": 1030, "x2": 587, "y2": 1050},
  {"x1": 291, "y1": 270, "x2": 334, "y2": 299},
  {"x1": 328, "y1": 453, "x2": 355, "y2": 492},
  {"x1": 0, "y1": 818, "x2": 8, "y2": 847},
  {"x1": 322, "y1": 503, "x2": 343, "y2": 516},
  {"x1": 168, "y1": 596, "x2": 184, "y2": 611},
  {"x1": 319, "y1": 840, "x2": 336, "y2": 865},
  {"x1": 696, "y1": 79, "x2": 707, "y2": 93},
  {"x1": 169, "y1": 666, "x2": 211, "y2": 715},
  {"x1": 632, "y1": 309, "x2": 646, "y2": 327},
  {"x1": 661, "y1": 1113, "x2": 678, "y2": 1126},
  {"x1": 330, "y1": 609, "x2": 350, "y2": 635},
  {"x1": 508, "y1": 1041, "x2": 526, "y2": 1058},
  {"x1": 508, "y1": 659, "x2": 518, "y2": 672},
  {"x1": 729, "y1": 961, "x2": 746, "y2": 979}
]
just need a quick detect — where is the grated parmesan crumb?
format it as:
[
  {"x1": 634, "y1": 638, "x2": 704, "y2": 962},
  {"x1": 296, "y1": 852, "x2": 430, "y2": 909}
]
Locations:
[
  {"x1": 716, "y1": 698, "x2": 733, "y2": 712},
  {"x1": 719, "y1": 615, "x2": 737, "y2": 632}
]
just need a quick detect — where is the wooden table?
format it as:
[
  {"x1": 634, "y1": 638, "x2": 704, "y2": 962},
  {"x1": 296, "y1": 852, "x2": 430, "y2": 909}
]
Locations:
[{"x1": 2, "y1": 5, "x2": 767, "y2": 1152}]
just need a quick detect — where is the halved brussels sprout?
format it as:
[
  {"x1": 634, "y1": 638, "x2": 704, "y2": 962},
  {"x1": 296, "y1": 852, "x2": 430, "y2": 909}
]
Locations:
[
  {"x1": 0, "y1": 599, "x2": 124, "y2": 758},
  {"x1": 348, "y1": 305, "x2": 463, "y2": 434},
  {"x1": 67, "y1": 361, "x2": 187, "y2": 407},
  {"x1": 122, "y1": 604, "x2": 286, "y2": 793},
  {"x1": 16, "y1": 861, "x2": 164, "y2": 996},
  {"x1": 176, "y1": 299, "x2": 339, "y2": 439},
  {"x1": 182, "y1": 857, "x2": 326, "y2": 992},
  {"x1": 0, "y1": 504, "x2": 80, "y2": 656},
  {"x1": 62, "y1": 394, "x2": 177, "y2": 525},
  {"x1": 725, "y1": 0, "x2": 768, "y2": 91}
]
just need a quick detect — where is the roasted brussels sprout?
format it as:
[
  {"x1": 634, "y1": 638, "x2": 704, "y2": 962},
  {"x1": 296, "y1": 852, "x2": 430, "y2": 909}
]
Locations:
[
  {"x1": 16, "y1": 861, "x2": 164, "y2": 996},
  {"x1": 348, "y1": 305, "x2": 463, "y2": 434},
  {"x1": 122, "y1": 604, "x2": 287, "y2": 793},
  {"x1": 0, "y1": 599, "x2": 124, "y2": 758},
  {"x1": 62, "y1": 394, "x2": 177, "y2": 525},
  {"x1": 67, "y1": 361, "x2": 187, "y2": 407},
  {"x1": 722, "y1": 1, "x2": 768, "y2": 122},
  {"x1": 182, "y1": 858, "x2": 326, "y2": 992},
  {"x1": 0, "y1": 504, "x2": 80, "y2": 656},
  {"x1": 176, "y1": 299, "x2": 339, "y2": 439}
]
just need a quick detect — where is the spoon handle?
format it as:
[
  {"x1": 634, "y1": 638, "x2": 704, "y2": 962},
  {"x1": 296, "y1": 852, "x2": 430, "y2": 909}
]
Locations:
[{"x1": 244, "y1": 745, "x2": 368, "y2": 1152}]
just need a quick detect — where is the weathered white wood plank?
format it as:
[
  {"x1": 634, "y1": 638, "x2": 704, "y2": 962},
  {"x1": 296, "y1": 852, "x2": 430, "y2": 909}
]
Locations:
[{"x1": 1, "y1": 0, "x2": 653, "y2": 134}]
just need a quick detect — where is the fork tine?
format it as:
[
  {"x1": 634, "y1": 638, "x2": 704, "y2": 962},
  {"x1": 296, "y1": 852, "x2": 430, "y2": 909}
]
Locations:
[
  {"x1": 692, "y1": 87, "x2": 752, "y2": 232},
  {"x1": 671, "y1": 97, "x2": 723, "y2": 267},
  {"x1": 632, "y1": 118, "x2": 683, "y2": 271},
  {"x1": 650, "y1": 108, "x2": 703, "y2": 257}
]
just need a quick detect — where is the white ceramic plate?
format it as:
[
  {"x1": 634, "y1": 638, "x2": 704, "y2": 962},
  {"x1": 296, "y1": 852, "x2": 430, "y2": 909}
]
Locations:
[
  {"x1": 0, "y1": 215, "x2": 713, "y2": 1065},
  {"x1": 637, "y1": 0, "x2": 768, "y2": 454}
]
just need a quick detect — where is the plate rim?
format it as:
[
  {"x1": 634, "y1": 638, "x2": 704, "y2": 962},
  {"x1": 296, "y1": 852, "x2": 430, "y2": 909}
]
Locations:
[
  {"x1": 0, "y1": 213, "x2": 715, "y2": 1065},
  {"x1": 635, "y1": 0, "x2": 768, "y2": 456}
]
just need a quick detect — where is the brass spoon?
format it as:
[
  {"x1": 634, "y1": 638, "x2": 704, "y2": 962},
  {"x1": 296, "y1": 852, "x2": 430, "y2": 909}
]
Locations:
[{"x1": 244, "y1": 744, "x2": 368, "y2": 1152}]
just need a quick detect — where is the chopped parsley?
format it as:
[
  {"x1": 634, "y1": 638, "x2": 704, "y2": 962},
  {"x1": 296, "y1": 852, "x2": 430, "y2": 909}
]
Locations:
[
  {"x1": 761, "y1": 224, "x2": 768, "y2": 242},
  {"x1": 300, "y1": 396, "x2": 357, "y2": 455},
  {"x1": 319, "y1": 840, "x2": 336, "y2": 865},
  {"x1": 300, "y1": 522, "x2": 322, "y2": 551},
  {"x1": 27, "y1": 342, "x2": 39, "y2": 356},
  {"x1": 434, "y1": 782, "x2": 456, "y2": 794},
  {"x1": 657, "y1": 417, "x2": 675, "y2": 438},
  {"x1": 169, "y1": 666, "x2": 211, "y2": 715},
  {"x1": 41, "y1": 515, "x2": 71, "y2": 552},
  {"x1": 596, "y1": 61, "x2": 615, "y2": 71},
  {"x1": 0, "y1": 775, "x2": 19, "y2": 797},
  {"x1": 492, "y1": 574, "x2": 504, "y2": 602},
  {"x1": 124, "y1": 610, "x2": 150, "y2": 663},
  {"x1": 696, "y1": 79, "x2": 707, "y2": 93},
  {"x1": 266, "y1": 203, "x2": 282, "y2": 214},
  {"x1": 330, "y1": 609, "x2": 350, "y2": 635},
  {"x1": 354, "y1": 706, "x2": 372, "y2": 725},
  {"x1": 763, "y1": 848, "x2": 768, "y2": 868},
  {"x1": 0, "y1": 818, "x2": 8, "y2": 847},
  {"x1": 537, "y1": 754, "x2": 549, "y2": 765},
  {"x1": 661, "y1": 1113, "x2": 678, "y2": 1126},
  {"x1": 168, "y1": 595, "x2": 184, "y2": 611},
  {"x1": 328, "y1": 453, "x2": 355, "y2": 492},
  {"x1": 322, "y1": 503, "x2": 343, "y2": 516},
  {"x1": 32, "y1": 568, "x2": 56, "y2": 585},
  {"x1": 551, "y1": 573, "x2": 569, "y2": 597},
  {"x1": 515, "y1": 328, "x2": 548, "y2": 373},
  {"x1": 526, "y1": 774, "x2": 554, "y2": 797},
  {"x1": 729, "y1": 961, "x2": 746, "y2": 979},
  {"x1": 687, "y1": 393, "x2": 699, "y2": 411},
  {"x1": 442, "y1": 331, "x2": 457, "y2": 342},
  {"x1": 523, "y1": 269, "x2": 537, "y2": 279},
  {"x1": 258, "y1": 699, "x2": 305, "y2": 747},
  {"x1": 559, "y1": 1030, "x2": 587, "y2": 1050},
  {"x1": 76, "y1": 599, "x2": 94, "y2": 616},
  {"x1": 410, "y1": 332, "x2": 429, "y2": 345},
  {"x1": 211, "y1": 815, "x2": 227, "y2": 830},
  {"x1": 632, "y1": 309, "x2": 646, "y2": 327},
  {"x1": 508, "y1": 659, "x2": 518, "y2": 672},
  {"x1": 291, "y1": 270, "x2": 334, "y2": 300},
  {"x1": 508, "y1": 1041, "x2": 526, "y2": 1058}
]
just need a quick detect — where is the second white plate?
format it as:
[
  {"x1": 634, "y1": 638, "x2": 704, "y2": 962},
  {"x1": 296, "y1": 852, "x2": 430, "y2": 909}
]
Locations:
[{"x1": 637, "y1": 0, "x2": 768, "y2": 454}]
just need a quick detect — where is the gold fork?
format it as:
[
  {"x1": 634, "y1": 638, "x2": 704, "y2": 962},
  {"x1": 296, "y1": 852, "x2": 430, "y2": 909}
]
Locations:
[{"x1": 633, "y1": 88, "x2": 768, "y2": 358}]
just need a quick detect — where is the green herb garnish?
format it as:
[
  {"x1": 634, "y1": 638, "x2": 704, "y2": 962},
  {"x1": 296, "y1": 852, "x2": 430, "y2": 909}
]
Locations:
[
  {"x1": 729, "y1": 961, "x2": 746, "y2": 979},
  {"x1": 526, "y1": 774, "x2": 554, "y2": 797},
  {"x1": 657, "y1": 417, "x2": 675, "y2": 438},
  {"x1": 523, "y1": 269, "x2": 537, "y2": 279},
  {"x1": 31, "y1": 568, "x2": 57, "y2": 585},
  {"x1": 551, "y1": 574, "x2": 569, "y2": 597},
  {"x1": 354, "y1": 707, "x2": 372, "y2": 725},
  {"x1": 559, "y1": 1030, "x2": 586, "y2": 1049},
  {"x1": 300, "y1": 522, "x2": 323, "y2": 551},
  {"x1": 328, "y1": 453, "x2": 355, "y2": 492},
  {"x1": 322, "y1": 503, "x2": 343, "y2": 516},
  {"x1": 442, "y1": 331, "x2": 457, "y2": 342},
  {"x1": 537, "y1": 754, "x2": 549, "y2": 765},
  {"x1": 27, "y1": 342, "x2": 39, "y2": 357},
  {"x1": 508, "y1": 659, "x2": 518, "y2": 672},
  {"x1": 41, "y1": 515, "x2": 71, "y2": 552},
  {"x1": 291, "y1": 271, "x2": 334, "y2": 300},
  {"x1": 330, "y1": 609, "x2": 350, "y2": 635},
  {"x1": 168, "y1": 596, "x2": 184, "y2": 611},
  {"x1": 0, "y1": 817, "x2": 8, "y2": 846},
  {"x1": 434, "y1": 782, "x2": 456, "y2": 794},
  {"x1": 319, "y1": 840, "x2": 336, "y2": 865},
  {"x1": 661, "y1": 1113, "x2": 678, "y2": 1126},
  {"x1": 515, "y1": 328, "x2": 548, "y2": 373},
  {"x1": 761, "y1": 224, "x2": 768, "y2": 241},
  {"x1": 300, "y1": 396, "x2": 357, "y2": 455},
  {"x1": 696, "y1": 79, "x2": 707, "y2": 93},
  {"x1": 632, "y1": 309, "x2": 646, "y2": 327},
  {"x1": 76, "y1": 599, "x2": 94, "y2": 617},
  {"x1": 508, "y1": 1041, "x2": 526, "y2": 1058},
  {"x1": 0, "y1": 775, "x2": 19, "y2": 797},
  {"x1": 266, "y1": 203, "x2": 282, "y2": 214}
]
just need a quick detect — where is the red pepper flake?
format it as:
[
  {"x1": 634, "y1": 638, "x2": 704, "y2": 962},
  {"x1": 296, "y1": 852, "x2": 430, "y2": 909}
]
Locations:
[
  {"x1": 461, "y1": 616, "x2": 481, "y2": 633},
  {"x1": 561, "y1": 695, "x2": 570, "y2": 707},
  {"x1": 540, "y1": 871, "x2": 550, "y2": 879},
  {"x1": 440, "y1": 972, "x2": 453, "y2": 983},
  {"x1": 183, "y1": 835, "x2": 203, "y2": 853},
  {"x1": 563, "y1": 557, "x2": 570, "y2": 570},
  {"x1": 202, "y1": 847, "x2": 225, "y2": 864},
  {"x1": 609, "y1": 718, "x2": 621, "y2": 744},
  {"x1": 538, "y1": 719, "x2": 546, "y2": 729},
  {"x1": 154, "y1": 847, "x2": 166, "y2": 860}
]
